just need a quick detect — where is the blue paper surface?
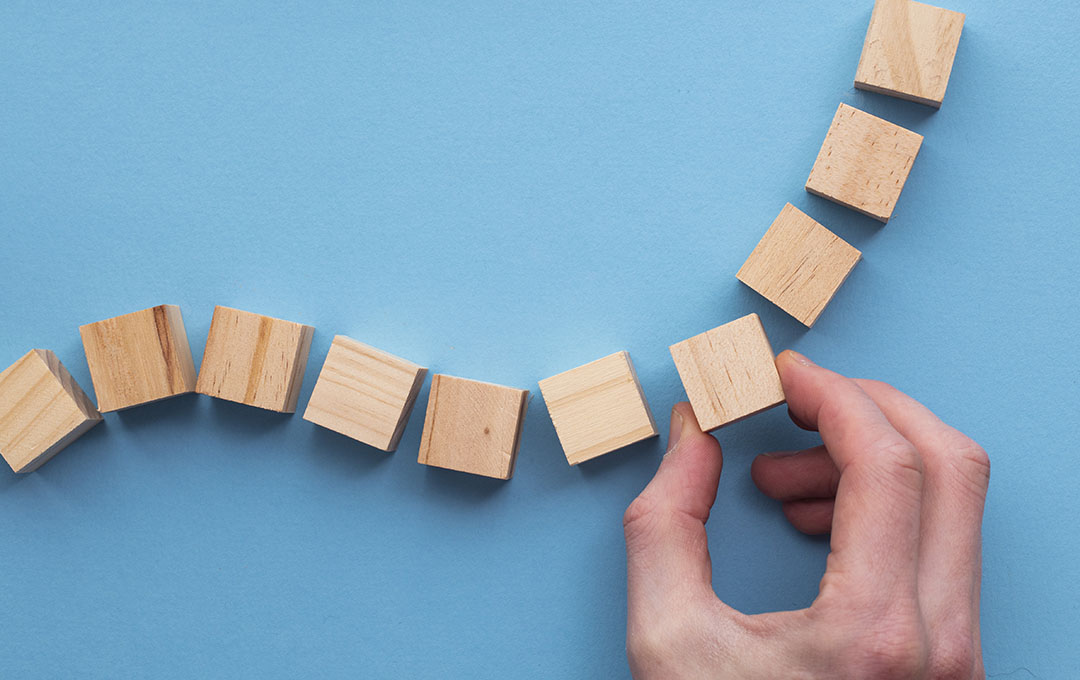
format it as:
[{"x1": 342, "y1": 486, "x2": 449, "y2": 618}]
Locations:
[{"x1": 1, "y1": 1, "x2": 1078, "y2": 677}]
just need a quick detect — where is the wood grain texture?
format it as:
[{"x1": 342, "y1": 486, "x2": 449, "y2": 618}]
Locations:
[
  {"x1": 417, "y1": 374, "x2": 528, "y2": 480},
  {"x1": 669, "y1": 313, "x2": 785, "y2": 431},
  {"x1": 303, "y1": 335, "x2": 427, "y2": 452},
  {"x1": 196, "y1": 306, "x2": 315, "y2": 413},
  {"x1": 538, "y1": 351, "x2": 657, "y2": 465},
  {"x1": 805, "y1": 103, "x2": 923, "y2": 223},
  {"x1": 854, "y1": 0, "x2": 965, "y2": 108},
  {"x1": 0, "y1": 349, "x2": 102, "y2": 473},
  {"x1": 736, "y1": 203, "x2": 862, "y2": 327},
  {"x1": 79, "y1": 304, "x2": 197, "y2": 412}
]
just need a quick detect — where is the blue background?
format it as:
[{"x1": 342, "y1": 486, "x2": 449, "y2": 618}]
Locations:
[{"x1": 2, "y1": 1, "x2": 1077, "y2": 677}]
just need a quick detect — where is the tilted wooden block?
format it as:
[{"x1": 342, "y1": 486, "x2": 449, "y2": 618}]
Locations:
[
  {"x1": 855, "y1": 0, "x2": 965, "y2": 108},
  {"x1": 79, "y1": 304, "x2": 197, "y2": 412},
  {"x1": 736, "y1": 203, "x2": 862, "y2": 327},
  {"x1": 417, "y1": 374, "x2": 528, "y2": 480},
  {"x1": 0, "y1": 350, "x2": 102, "y2": 473},
  {"x1": 303, "y1": 335, "x2": 428, "y2": 452},
  {"x1": 669, "y1": 313, "x2": 785, "y2": 431},
  {"x1": 539, "y1": 351, "x2": 657, "y2": 465},
  {"x1": 196, "y1": 306, "x2": 315, "y2": 413},
  {"x1": 805, "y1": 103, "x2": 923, "y2": 223}
]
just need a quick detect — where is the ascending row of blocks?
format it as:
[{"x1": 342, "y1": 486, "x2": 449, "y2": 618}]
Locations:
[
  {"x1": 739, "y1": 0, "x2": 964, "y2": 327},
  {"x1": 0, "y1": 306, "x2": 786, "y2": 478}
]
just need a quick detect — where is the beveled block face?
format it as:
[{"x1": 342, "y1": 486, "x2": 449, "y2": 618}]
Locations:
[
  {"x1": 0, "y1": 349, "x2": 102, "y2": 473},
  {"x1": 805, "y1": 103, "x2": 923, "y2": 223},
  {"x1": 854, "y1": 0, "x2": 965, "y2": 107},
  {"x1": 417, "y1": 374, "x2": 528, "y2": 480},
  {"x1": 196, "y1": 306, "x2": 315, "y2": 413},
  {"x1": 539, "y1": 351, "x2": 657, "y2": 465},
  {"x1": 737, "y1": 203, "x2": 862, "y2": 327},
  {"x1": 669, "y1": 314, "x2": 785, "y2": 431},
  {"x1": 303, "y1": 336, "x2": 428, "y2": 452},
  {"x1": 79, "y1": 304, "x2": 197, "y2": 412}
]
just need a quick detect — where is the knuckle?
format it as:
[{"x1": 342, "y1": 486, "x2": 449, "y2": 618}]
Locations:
[
  {"x1": 926, "y1": 428, "x2": 991, "y2": 500},
  {"x1": 623, "y1": 495, "x2": 654, "y2": 531},
  {"x1": 862, "y1": 437, "x2": 924, "y2": 493},
  {"x1": 844, "y1": 616, "x2": 927, "y2": 679},
  {"x1": 928, "y1": 632, "x2": 977, "y2": 680},
  {"x1": 950, "y1": 436, "x2": 991, "y2": 493},
  {"x1": 623, "y1": 495, "x2": 660, "y2": 545},
  {"x1": 874, "y1": 437, "x2": 923, "y2": 474}
]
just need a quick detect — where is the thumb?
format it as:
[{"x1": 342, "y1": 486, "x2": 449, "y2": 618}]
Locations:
[{"x1": 624, "y1": 402, "x2": 723, "y2": 610}]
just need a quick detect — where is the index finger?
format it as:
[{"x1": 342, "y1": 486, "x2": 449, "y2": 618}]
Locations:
[{"x1": 776, "y1": 351, "x2": 923, "y2": 603}]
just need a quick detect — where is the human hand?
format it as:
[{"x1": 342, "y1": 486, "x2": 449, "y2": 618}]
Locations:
[{"x1": 623, "y1": 350, "x2": 989, "y2": 679}]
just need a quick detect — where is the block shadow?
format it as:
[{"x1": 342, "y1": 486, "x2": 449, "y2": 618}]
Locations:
[
  {"x1": 728, "y1": 282, "x2": 810, "y2": 350},
  {"x1": 306, "y1": 423, "x2": 392, "y2": 477},
  {"x1": 576, "y1": 435, "x2": 664, "y2": 479},
  {"x1": 113, "y1": 392, "x2": 202, "y2": 430},
  {"x1": 207, "y1": 396, "x2": 293, "y2": 437},
  {"x1": 420, "y1": 464, "x2": 509, "y2": 503}
]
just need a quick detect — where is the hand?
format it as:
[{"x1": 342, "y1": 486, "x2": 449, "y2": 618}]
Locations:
[{"x1": 623, "y1": 350, "x2": 989, "y2": 679}]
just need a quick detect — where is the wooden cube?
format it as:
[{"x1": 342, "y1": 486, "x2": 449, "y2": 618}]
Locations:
[
  {"x1": 805, "y1": 103, "x2": 923, "y2": 223},
  {"x1": 303, "y1": 336, "x2": 428, "y2": 451},
  {"x1": 417, "y1": 374, "x2": 528, "y2": 480},
  {"x1": 0, "y1": 350, "x2": 102, "y2": 473},
  {"x1": 79, "y1": 304, "x2": 197, "y2": 412},
  {"x1": 539, "y1": 351, "x2": 657, "y2": 465},
  {"x1": 855, "y1": 0, "x2": 965, "y2": 108},
  {"x1": 196, "y1": 306, "x2": 315, "y2": 413},
  {"x1": 736, "y1": 203, "x2": 862, "y2": 327},
  {"x1": 669, "y1": 313, "x2": 785, "y2": 431}
]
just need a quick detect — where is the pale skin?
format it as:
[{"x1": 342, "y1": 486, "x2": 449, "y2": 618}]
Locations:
[{"x1": 623, "y1": 350, "x2": 990, "y2": 679}]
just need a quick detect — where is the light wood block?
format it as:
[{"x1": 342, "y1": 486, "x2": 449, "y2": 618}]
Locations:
[
  {"x1": 805, "y1": 103, "x2": 923, "y2": 223},
  {"x1": 736, "y1": 203, "x2": 862, "y2": 327},
  {"x1": 79, "y1": 304, "x2": 197, "y2": 412},
  {"x1": 0, "y1": 350, "x2": 102, "y2": 473},
  {"x1": 196, "y1": 306, "x2": 314, "y2": 413},
  {"x1": 303, "y1": 336, "x2": 427, "y2": 452},
  {"x1": 855, "y1": 0, "x2": 965, "y2": 108},
  {"x1": 669, "y1": 313, "x2": 785, "y2": 431},
  {"x1": 417, "y1": 374, "x2": 528, "y2": 480},
  {"x1": 539, "y1": 351, "x2": 657, "y2": 465}
]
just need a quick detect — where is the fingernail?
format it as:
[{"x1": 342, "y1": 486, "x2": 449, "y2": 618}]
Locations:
[
  {"x1": 786, "y1": 350, "x2": 816, "y2": 367},
  {"x1": 666, "y1": 406, "x2": 684, "y2": 453}
]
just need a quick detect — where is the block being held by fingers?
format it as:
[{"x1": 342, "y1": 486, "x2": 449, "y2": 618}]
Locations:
[
  {"x1": 539, "y1": 351, "x2": 658, "y2": 465},
  {"x1": 855, "y1": 0, "x2": 965, "y2": 108},
  {"x1": 736, "y1": 203, "x2": 862, "y2": 327},
  {"x1": 0, "y1": 350, "x2": 103, "y2": 473},
  {"x1": 669, "y1": 313, "x2": 785, "y2": 431},
  {"x1": 303, "y1": 335, "x2": 427, "y2": 452},
  {"x1": 196, "y1": 306, "x2": 315, "y2": 413},
  {"x1": 805, "y1": 103, "x2": 923, "y2": 223},
  {"x1": 417, "y1": 374, "x2": 528, "y2": 480},
  {"x1": 79, "y1": 304, "x2": 197, "y2": 412}
]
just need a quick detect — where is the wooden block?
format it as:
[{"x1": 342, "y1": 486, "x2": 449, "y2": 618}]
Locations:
[
  {"x1": 417, "y1": 374, "x2": 528, "y2": 480},
  {"x1": 196, "y1": 306, "x2": 315, "y2": 413},
  {"x1": 539, "y1": 351, "x2": 657, "y2": 465},
  {"x1": 79, "y1": 304, "x2": 197, "y2": 412},
  {"x1": 854, "y1": 0, "x2": 965, "y2": 108},
  {"x1": 303, "y1": 335, "x2": 427, "y2": 451},
  {"x1": 669, "y1": 313, "x2": 785, "y2": 431},
  {"x1": 0, "y1": 350, "x2": 102, "y2": 473},
  {"x1": 736, "y1": 203, "x2": 862, "y2": 327},
  {"x1": 805, "y1": 103, "x2": 923, "y2": 223}
]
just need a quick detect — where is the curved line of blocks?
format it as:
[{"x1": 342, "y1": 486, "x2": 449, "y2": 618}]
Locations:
[{"x1": 0, "y1": 0, "x2": 964, "y2": 480}]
